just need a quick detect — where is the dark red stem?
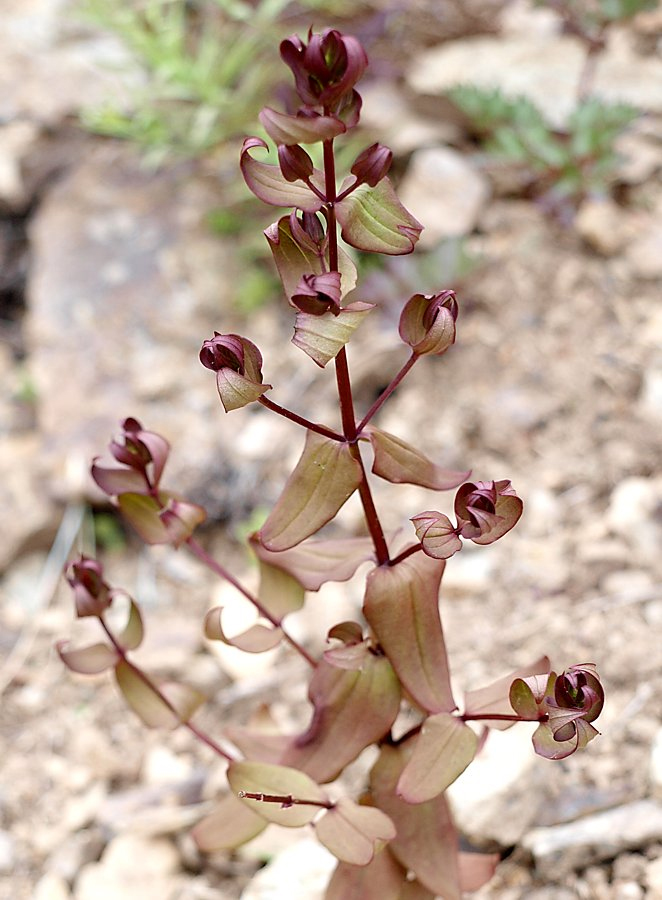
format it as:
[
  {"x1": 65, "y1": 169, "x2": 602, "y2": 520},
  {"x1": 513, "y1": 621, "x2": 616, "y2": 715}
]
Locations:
[
  {"x1": 258, "y1": 395, "x2": 344, "y2": 442},
  {"x1": 238, "y1": 791, "x2": 334, "y2": 810},
  {"x1": 357, "y1": 352, "x2": 419, "y2": 433},
  {"x1": 186, "y1": 537, "x2": 317, "y2": 668},
  {"x1": 323, "y1": 135, "x2": 390, "y2": 566},
  {"x1": 99, "y1": 616, "x2": 234, "y2": 761}
]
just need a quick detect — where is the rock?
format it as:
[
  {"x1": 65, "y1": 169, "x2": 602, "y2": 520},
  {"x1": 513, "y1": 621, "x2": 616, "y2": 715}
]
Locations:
[
  {"x1": 447, "y1": 725, "x2": 543, "y2": 848},
  {"x1": 23, "y1": 142, "x2": 277, "y2": 518},
  {"x1": 0, "y1": 830, "x2": 15, "y2": 874},
  {"x1": 522, "y1": 800, "x2": 662, "y2": 879},
  {"x1": 0, "y1": 434, "x2": 58, "y2": 572},
  {"x1": 575, "y1": 199, "x2": 635, "y2": 257},
  {"x1": 240, "y1": 838, "x2": 336, "y2": 900},
  {"x1": 650, "y1": 728, "x2": 662, "y2": 800},
  {"x1": 613, "y1": 881, "x2": 645, "y2": 900},
  {"x1": 0, "y1": 0, "x2": 135, "y2": 126},
  {"x1": 0, "y1": 120, "x2": 41, "y2": 210},
  {"x1": 34, "y1": 873, "x2": 72, "y2": 900},
  {"x1": 75, "y1": 834, "x2": 184, "y2": 900},
  {"x1": 359, "y1": 81, "x2": 460, "y2": 155},
  {"x1": 627, "y1": 219, "x2": 662, "y2": 279},
  {"x1": 407, "y1": 31, "x2": 662, "y2": 129},
  {"x1": 638, "y1": 367, "x2": 662, "y2": 422},
  {"x1": 47, "y1": 829, "x2": 106, "y2": 884},
  {"x1": 606, "y1": 476, "x2": 662, "y2": 562},
  {"x1": 398, "y1": 146, "x2": 490, "y2": 246},
  {"x1": 646, "y1": 856, "x2": 662, "y2": 899}
]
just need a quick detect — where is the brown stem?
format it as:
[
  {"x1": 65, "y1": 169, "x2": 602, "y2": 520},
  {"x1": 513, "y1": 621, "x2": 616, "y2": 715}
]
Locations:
[
  {"x1": 322, "y1": 134, "x2": 391, "y2": 566},
  {"x1": 99, "y1": 617, "x2": 234, "y2": 761},
  {"x1": 357, "y1": 352, "x2": 419, "y2": 433},
  {"x1": 258, "y1": 395, "x2": 344, "y2": 442},
  {"x1": 461, "y1": 712, "x2": 548, "y2": 724},
  {"x1": 185, "y1": 537, "x2": 317, "y2": 668},
  {"x1": 238, "y1": 791, "x2": 334, "y2": 810},
  {"x1": 389, "y1": 543, "x2": 423, "y2": 567}
]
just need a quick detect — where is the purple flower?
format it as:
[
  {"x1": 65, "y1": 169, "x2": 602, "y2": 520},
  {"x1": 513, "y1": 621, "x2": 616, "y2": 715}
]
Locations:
[{"x1": 280, "y1": 29, "x2": 368, "y2": 111}]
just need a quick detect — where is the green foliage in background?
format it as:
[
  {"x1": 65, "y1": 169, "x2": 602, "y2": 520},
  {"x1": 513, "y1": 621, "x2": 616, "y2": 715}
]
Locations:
[
  {"x1": 533, "y1": 0, "x2": 658, "y2": 26},
  {"x1": 449, "y1": 85, "x2": 638, "y2": 204},
  {"x1": 79, "y1": 0, "x2": 356, "y2": 165}
]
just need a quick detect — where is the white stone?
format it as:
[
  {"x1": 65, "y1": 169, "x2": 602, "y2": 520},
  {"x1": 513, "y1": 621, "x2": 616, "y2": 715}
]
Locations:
[
  {"x1": 646, "y1": 856, "x2": 662, "y2": 899},
  {"x1": 575, "y1": 199, "x2": 634, "y2": 257},
  {"x1": 408, "y1": 32, "x2": 662, "y2": 129},
  {"x1": 240, "y1": 838, "x2": 336, "y2": 900},
  {"x1": 447, "y1": 724, "x2": 541, "y2": 847},
  {"x1": 523, "y1": 800, "x2": 662, "y2": 879},
  {"x1": 0, "y1": 830, "x2": 15, "y2": 874},
  {"x1": 34, "y1": 873, "x2": 72, "y2": 900},
  {"x1": 398, "y1": 146, "x2": 490, "y2": 246},
  {"x1": 650, "y1": 727, "x2": 662, "y2": 799}
]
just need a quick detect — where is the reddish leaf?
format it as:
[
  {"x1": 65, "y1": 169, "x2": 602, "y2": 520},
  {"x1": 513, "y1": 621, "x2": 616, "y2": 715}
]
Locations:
[
  {"x1": 227, "y1": 761, "x2": 327, "y2": 827},
  {"x1": 57, "y1": 640, "x2": 118, "y2": 674},
  {"x1": 240, "y1": 137, "x2": 323, "y2": 211},
  {"x1": 411, "y1": 511, "x2": 462, "y2": 560},
  {"x1": 117, "y1": 598, "x2": 144, "y2": 651},
  {"x1": 315, "y1": 798, "x2": 395, "y2": 865},
  {"x1": 114, "y1": 660, "x2": 204, "y2": 729},
  {"x1": 293, "y1": 302, "x2": 374, "y2": 367},
  {"x1": 259, "y1": 107, "x2": 346, "y2": 144},
  {"x1": 532, "y1": 718, "x2": 599, "y2": 760},
  {"x1": 192, "y1": 793, "x2": 267, "y2": 852},
  {"x1": 371, "y1": 745, "x2": 462, "y2": 900},
  {"x1": 256, "y1": 559, "x2": 305, "y2": 621},
  {"x1": 265, "y1": 215, "x2": 357, "y2": 305},
  {"x1": 325, "y1": 849, "x2": 406, "y2": 900},
  {"x1": 509, "y1": 673, "x2": 555, "y2": 721},
  {"x1": 91, "y1": 464, "x2": 146, "y2": 497},
  {"x1": 463, "y1": 656, "x2": 551, "y2": 729},
  {"x1": 324, "y1": 622, "x2": 370, "y2": 671},
  {"x1": 335, "y1": 176, "x2": 423, "y2": 255},
  {"x1": 281, "y1": 656, "x2": 401, "y2": 783},
  {"x1": 117, "y1": 492, "x2": 205, "y2": 546},
  {"x1": 458, "y1": 851, "x2": 499, "y2": 892},
  {"x1": 365, "y1": 427, "x2": 468, "y2": 490},
  {"x1": 215, "y1": 367, "x2": 271, "y2": 412},
  {"x1": 259, "y1": 431, "x2": 362, "y2": 552},
  {"x1": 363, "y1": 554, "x2": 455, "y2": 714},
  {"x1": 251, "y1": 533, "x2": 374, "y2": 591},
  {"x1": 397, "y1": 714, "x2": 477, "y2": 803},
  {"x1": 203, "y1": 606, "x2": 283, "y2": 653}
]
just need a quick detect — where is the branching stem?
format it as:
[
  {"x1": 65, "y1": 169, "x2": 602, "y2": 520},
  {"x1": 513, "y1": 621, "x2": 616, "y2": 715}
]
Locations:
[
  {"x1": 99, "y1": 616, "x2": 234, "y2": 761},
  {"x1": 258, "y1": 395, "x2": 344, "y2": 442},
  {"x1": 186, "y1": 537, "x2": 317, "y2": 668}
]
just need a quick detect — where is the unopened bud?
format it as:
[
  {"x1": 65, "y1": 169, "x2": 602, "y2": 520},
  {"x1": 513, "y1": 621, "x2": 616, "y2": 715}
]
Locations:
[
  {"x1": 67, "y1": 556, "x2": 112, "y2": 618},
  {"x1": 351, "y1": 143, "x2": 392, "y2": 187},
  {"x1": 278, "y1": 144, "x2": 314, "y2": 183},
  {"x1": 399, "y1": 291, "x2": 457, "y2": 356}
]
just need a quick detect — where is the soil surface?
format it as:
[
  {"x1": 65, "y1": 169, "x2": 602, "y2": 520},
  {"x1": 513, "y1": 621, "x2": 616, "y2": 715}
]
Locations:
[{"x1": 1, "y1": 1, "x2": 662, "y2": 898}]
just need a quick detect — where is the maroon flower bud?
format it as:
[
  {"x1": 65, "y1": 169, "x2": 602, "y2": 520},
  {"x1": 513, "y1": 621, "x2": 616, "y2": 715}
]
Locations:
[
  {"x1": 291, "y1": 271, "x2": 342, "y2": 315},
  {"x1": 398, "y1": 290, "x2": 457, "y2": 356},
  {"x1": 278, "y1": 144, "x2": 314, "y2": 183},
  {"x1": 92, "y1": 419, "x2": 170, "y2": 497},
  {"x1": 300, "y1": 211, "x2": 326, "y2": 246},
  {"x1": 351, "y1": 143, "x2": 393, "y2": 188},
  {"x1": 454, "y1": 479, "x2": 522, "y2": 545},
  {"x1": 280, "y1": 29, "x2": 368, "y2": 110},
  {"x1": 510, "y1": 664, "x2": 604, "y2": 760},
  {"x1": 200, "y1": 333, "x2": 271, "y2": 412},
  {"x1": 66, "y1": 556, "x2": 112, "y2": 618},
  {"x1": 199, "y1": 332, "x2": 245, "y2": 372}
]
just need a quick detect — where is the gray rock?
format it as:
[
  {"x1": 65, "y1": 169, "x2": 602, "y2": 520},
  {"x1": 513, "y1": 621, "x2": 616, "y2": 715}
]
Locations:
[
  {"x1": 523, "y1": 800, "x2": 662, "y2": 879},
  {"x1": 447, "y1": 725, "x2": 543, "y2": 848},
  {"x1": 23, "y1": 143, "x2": 276, "y2": 518},
  {"x1": 398, "y1": 146, "x2": 490, "y2": 246},
  {"x1": 408, "y1": 31, "x2": 662, "y2": 129},
  {"x1": 646, "y1": 856, "x2": 662, "y2": 899},
  {"x1": 74, "y1": 834, "x2": 184, "y2": 900},
  {"x1": 240, "y1": 838, "x2": 336, "y2": 900}
]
